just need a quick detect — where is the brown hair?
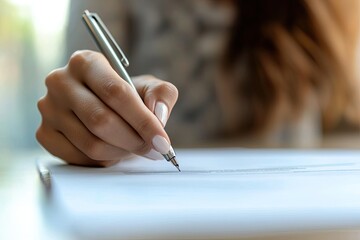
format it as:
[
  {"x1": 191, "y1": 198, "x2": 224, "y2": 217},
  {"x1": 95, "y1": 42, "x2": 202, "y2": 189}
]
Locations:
[{"x1": 220, "y1": 0, "x2": 360, "y2": 137}]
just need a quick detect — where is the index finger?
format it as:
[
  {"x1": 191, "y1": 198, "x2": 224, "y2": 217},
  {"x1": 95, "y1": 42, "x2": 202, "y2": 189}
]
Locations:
[{"x1": 68, "y1": 51, "x2": 172, "y2": 154}]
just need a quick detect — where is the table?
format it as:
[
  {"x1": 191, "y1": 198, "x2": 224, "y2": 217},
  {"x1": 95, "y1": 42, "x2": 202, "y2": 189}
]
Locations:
[{"x1": 2, "y1": 148, "x2": 360, "y2": 240}]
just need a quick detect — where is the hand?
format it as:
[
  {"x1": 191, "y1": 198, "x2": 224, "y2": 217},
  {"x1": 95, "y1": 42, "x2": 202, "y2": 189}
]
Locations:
[{"x1": 36, "y1": 50, "x2": 178, "y2": 167}]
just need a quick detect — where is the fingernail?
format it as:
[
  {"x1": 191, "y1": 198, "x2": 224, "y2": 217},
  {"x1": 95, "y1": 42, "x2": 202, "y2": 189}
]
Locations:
[
  {"x1": 154, "y1": 102, "x2": 168, "y2": 127},
  {"x1": 152, "y1": 135, "x2": 170, "y2": 154},
  {"x1": 143, "y1": 148, "x2": 164, "y2": 160}
]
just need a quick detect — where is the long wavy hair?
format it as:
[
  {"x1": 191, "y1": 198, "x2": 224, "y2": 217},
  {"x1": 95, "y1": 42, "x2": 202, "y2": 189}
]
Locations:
[{"x1": 220, "y1": 0, "x2": 360, "y2": 137}]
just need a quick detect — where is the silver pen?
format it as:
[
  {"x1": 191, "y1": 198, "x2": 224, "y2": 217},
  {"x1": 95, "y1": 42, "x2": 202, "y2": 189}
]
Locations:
[{"x1": 82, "y1": 10, "x2": 180, "y2": 171}]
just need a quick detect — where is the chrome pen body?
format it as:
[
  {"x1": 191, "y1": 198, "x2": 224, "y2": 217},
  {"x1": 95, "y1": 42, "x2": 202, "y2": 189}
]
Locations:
[{"x1": 82, "y1": 10, "x2": 134, "y2": 88}]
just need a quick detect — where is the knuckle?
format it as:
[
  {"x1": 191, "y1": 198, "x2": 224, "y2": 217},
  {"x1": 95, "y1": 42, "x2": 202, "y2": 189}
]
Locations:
[
  {"x1": 154, "y1": 82, "x2": 179, "y2": 100},
  {"x1": 37, "y1": 97, "x2": 46, "y2": 115},
  {"x1": 68, "y1": 51, "x2": 89, "y2": 73},
  {"x1": 136, "y1": 118, "x2": 153, "y2": 136},
  {"x1": 69, "y1": 50, "x2": 90, "y2": 65},
  {"x1": 134, "y1": 118, "x2": 155, "y2": 142},
  {"x1": 132, "y1": 141, "x2": 150, "y2": 156},
  {"x1": 102, "y1": 80, "x2": 129, "y2": 102},
  {"x1": 87, "y1": 108, "x2": 111, "y2": 133},
  {"x1": 45, "y1": 69, "x2": 63, "y2": 89},
  {"x1": 45, "y1": 67, "x2": 69, "y2": 94},
  {"x1": 68, "y1": 50, "x2": 102, "y2": 75},
  {"x1": 35, "y1": 125, "x2": 53, "y2": 153},
  {"x1": 37, "y1": 96, "x2": 53, "y2": 120},
  {"x1": 35, "y1": 126, "x2": 45, "y2": 145},
  {"x1": 83, "y1": 138, "x2": 106, "y2": 160}
]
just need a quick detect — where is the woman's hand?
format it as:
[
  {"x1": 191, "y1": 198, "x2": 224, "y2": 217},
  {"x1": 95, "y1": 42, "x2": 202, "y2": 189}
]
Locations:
[{"x1": 36, "y1": 50, "x2": 178, "y2": 167}]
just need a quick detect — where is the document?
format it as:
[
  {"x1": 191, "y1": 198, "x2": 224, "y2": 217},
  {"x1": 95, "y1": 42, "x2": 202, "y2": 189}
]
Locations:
[{"x1": 39, "y1": 149, "x2": 360, "y2": 240}]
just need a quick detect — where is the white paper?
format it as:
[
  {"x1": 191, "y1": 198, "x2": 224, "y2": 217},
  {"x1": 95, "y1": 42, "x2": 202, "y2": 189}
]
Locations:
[{"x1": 39, "y1": 149, "x2": 360, "y2": 240}]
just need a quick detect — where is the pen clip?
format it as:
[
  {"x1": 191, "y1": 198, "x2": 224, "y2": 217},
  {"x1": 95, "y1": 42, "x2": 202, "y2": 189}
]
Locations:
[{"x1": 82, "y1": 10, "x2": 130, "y2": 67}]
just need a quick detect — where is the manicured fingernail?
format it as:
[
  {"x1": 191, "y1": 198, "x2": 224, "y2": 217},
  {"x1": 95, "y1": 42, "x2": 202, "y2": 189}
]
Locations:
[
  {"x1": 154, "y1": 102, "x2": 168, "y2": 127},
  {"x1": 143, "y1": 148, "x2": 164, "y2": 160},
  {"x1": 152, "y1": 135, "x2": 170, "y2": 154}
]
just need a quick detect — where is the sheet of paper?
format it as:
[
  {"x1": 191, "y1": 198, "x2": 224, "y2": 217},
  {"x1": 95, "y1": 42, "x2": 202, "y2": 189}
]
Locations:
[{"x1": 39, "y1": 149, "x2": 360, "y2": 240}]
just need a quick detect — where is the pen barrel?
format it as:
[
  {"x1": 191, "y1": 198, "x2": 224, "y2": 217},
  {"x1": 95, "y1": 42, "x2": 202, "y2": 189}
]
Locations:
[
  {"x1": 83, "y1": 12, "x2": 136, "y2": 90},
  {"x1": 96, "y1": 37, "x2": 134, "y2": 87}
]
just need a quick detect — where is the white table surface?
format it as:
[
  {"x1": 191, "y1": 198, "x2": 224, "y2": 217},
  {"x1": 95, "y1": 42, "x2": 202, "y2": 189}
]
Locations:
[{"x1": 2, "y1": 148, "x2": 360, "y2": 240}]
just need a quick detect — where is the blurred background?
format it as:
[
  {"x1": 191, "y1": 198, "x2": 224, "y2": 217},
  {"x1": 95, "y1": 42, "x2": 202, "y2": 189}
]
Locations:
[
  {"x1": 0, "y1": 0, "x2": 69, "y2": 154},
  {"x1": 0, "y1": 0, "x2": 359, "y2": 161}
]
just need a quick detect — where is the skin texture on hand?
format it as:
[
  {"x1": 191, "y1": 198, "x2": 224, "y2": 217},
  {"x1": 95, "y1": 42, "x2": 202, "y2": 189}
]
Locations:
[{"x1": 36, "y1": 50, "x2": 178, "y2": 167}]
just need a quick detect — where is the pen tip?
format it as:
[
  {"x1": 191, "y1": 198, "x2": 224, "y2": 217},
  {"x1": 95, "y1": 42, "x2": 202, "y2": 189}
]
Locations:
[{"x1": 172, "y1": 160, "x2": 181, "y2": 172}]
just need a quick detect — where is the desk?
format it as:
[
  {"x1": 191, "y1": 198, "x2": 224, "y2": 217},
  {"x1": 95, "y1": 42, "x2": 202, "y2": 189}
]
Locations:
[
  {"x1": 2, "y1": 149, "x2": 360, "y2": 240},
  {"x1": 0, "y1": 150, "x2": 70, "y2": 240}
]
